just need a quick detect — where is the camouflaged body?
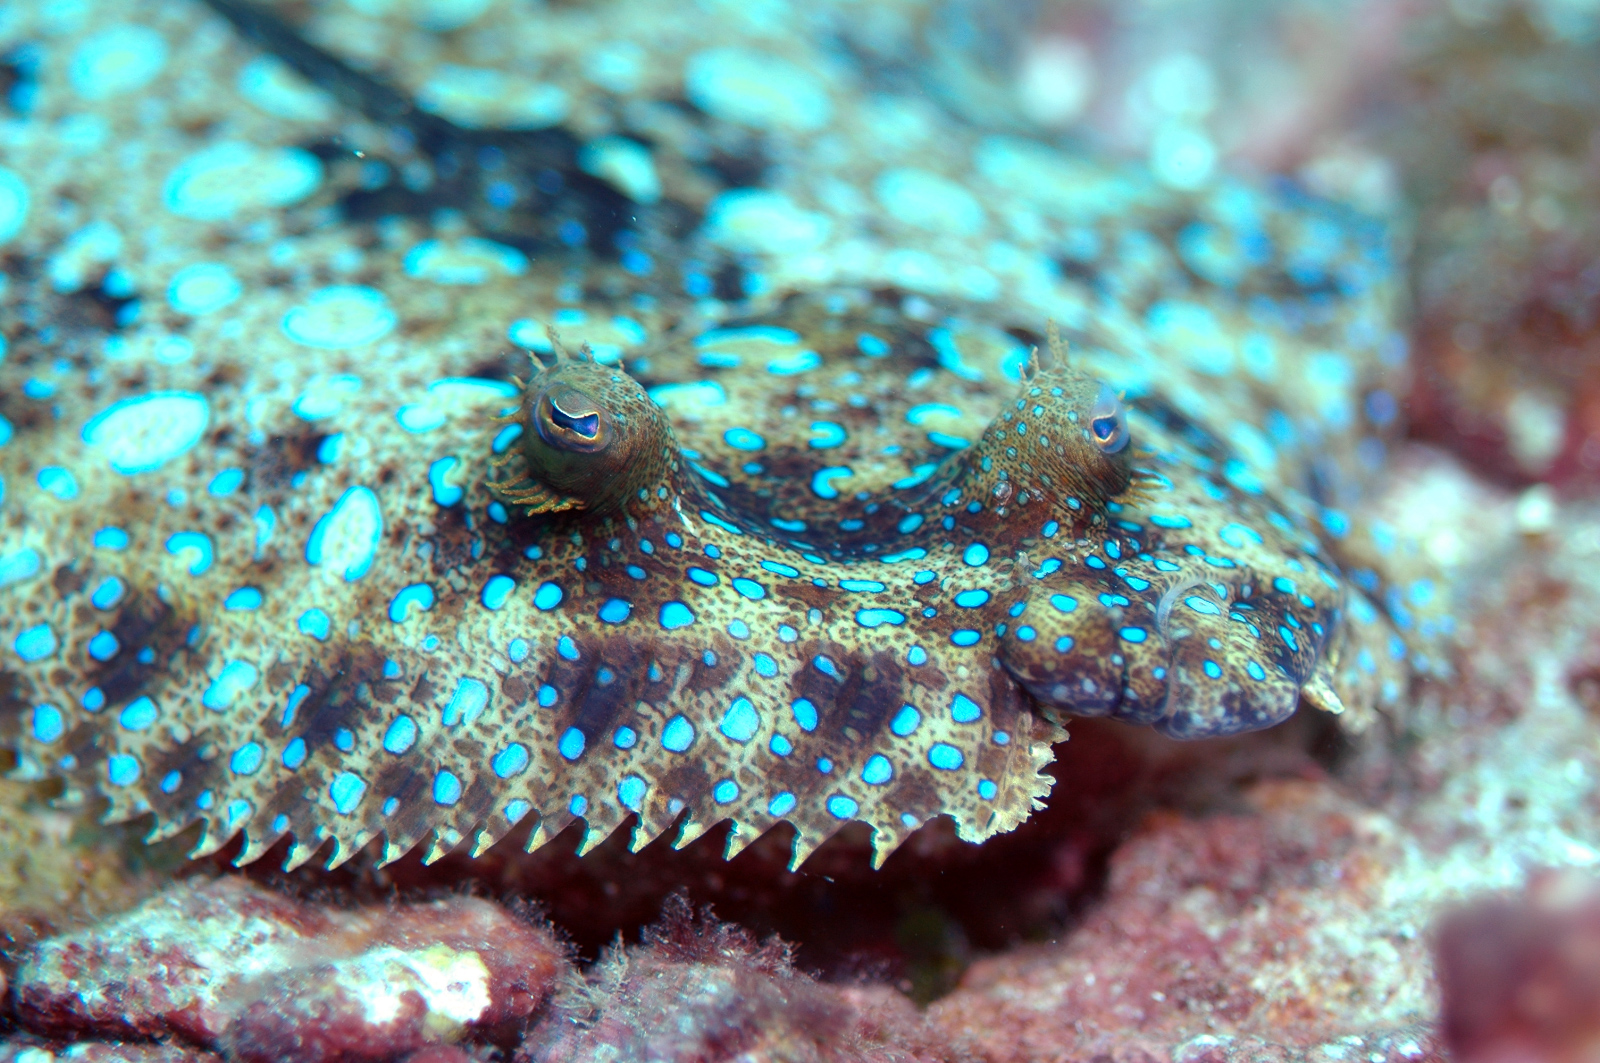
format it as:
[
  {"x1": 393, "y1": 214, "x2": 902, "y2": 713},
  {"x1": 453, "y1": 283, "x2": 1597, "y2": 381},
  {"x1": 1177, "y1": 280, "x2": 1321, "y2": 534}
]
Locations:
[{"x1": 0, "y1": 0, "x2": 1448, "y2": 870}]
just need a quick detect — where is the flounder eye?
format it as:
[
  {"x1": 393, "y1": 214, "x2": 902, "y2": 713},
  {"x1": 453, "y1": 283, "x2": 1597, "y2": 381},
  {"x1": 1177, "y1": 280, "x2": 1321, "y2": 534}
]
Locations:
[
  {"x1": 535, "y1": 384, "x2": 608, "y2": 453},
  {"x1": 1088, "y1": 382, "x2": 1130, "y2": 455}
]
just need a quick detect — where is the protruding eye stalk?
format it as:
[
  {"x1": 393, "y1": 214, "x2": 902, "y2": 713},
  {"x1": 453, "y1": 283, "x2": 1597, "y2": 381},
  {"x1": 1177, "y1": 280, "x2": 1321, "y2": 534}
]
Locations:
[
  {"x1": 535, "y1": 384, "x2": 608, "y2": 453},
  {"x1": 1088, "y1": 382, "x2": 1130, "y2": 455}
]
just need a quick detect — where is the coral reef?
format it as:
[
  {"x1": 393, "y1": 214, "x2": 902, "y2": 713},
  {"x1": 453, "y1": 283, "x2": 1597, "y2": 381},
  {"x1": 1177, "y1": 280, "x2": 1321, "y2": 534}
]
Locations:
[
  {"x1": 9, "y1": 877, "x2": 562, "y2": 1063},
  {"x1": 521, "y1": 894, "x2": 951, "y2": 1062},
  {"x1": 1436, "y1": 871, "x2": 1600, "y2": 1063}
]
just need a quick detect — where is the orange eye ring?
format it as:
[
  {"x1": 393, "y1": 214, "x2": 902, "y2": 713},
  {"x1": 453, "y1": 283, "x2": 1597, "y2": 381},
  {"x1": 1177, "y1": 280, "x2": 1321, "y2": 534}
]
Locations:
[
  {"x1": 534, "y1": 384, "x2": 609, "y2": 453},
  {"x1": 1089, "y1": 383, "x2": 1130, "y2": 455}
]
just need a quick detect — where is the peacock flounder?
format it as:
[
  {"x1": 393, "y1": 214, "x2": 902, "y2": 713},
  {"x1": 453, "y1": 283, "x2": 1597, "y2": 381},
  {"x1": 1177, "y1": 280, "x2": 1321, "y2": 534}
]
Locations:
[{"x1": 1, "y1": 290, "x2": 1407, "y2": 872}]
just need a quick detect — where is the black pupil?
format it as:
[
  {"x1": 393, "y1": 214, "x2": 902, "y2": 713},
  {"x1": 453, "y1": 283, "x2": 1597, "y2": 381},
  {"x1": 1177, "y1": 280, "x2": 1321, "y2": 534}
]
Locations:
[
  {"x1": 1092, "y1": 416, "x2": 1118, "y2": 442},
  {"x1": 551, "y1": 404, "x2": 599, "y2": 438}
]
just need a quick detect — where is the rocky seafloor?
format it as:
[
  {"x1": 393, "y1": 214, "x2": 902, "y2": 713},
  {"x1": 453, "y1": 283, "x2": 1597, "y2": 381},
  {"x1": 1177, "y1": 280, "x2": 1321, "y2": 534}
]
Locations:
[{"x1": 2, "y1": 0, "x2": 1600, "y2": 1060}]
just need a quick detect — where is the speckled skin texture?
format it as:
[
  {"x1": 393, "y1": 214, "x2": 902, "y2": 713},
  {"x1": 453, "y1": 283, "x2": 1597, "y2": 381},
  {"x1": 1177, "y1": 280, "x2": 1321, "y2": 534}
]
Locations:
[{"x1": 0, "y1": 0, "x2": 1443, "y2": 873}]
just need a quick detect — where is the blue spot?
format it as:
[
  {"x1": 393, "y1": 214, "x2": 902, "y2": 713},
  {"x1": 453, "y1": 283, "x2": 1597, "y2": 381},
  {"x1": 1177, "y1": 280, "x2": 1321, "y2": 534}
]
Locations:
[
  {"x1": 31, "y1": 704, "x2": 64, "y2": 743},
  {"x1": 87, "y1": 630, "x2": 119, "y2": 661},
  {"x1": 908, "y1": 646, "x2": 928, "y2": 666},
  {"x1": 1247, "y1": 660, "x2": 1267, "y2": 681},
  {"x1": 721, "y1": 697, "x2": 760, "y2": 742},
  {"x1": 839, "y1": 579, "x2": 885, "y2": 593},
  {"x1": 508, "y1": 638, "x2": 530, "y2": 663},
  {"x1": 384, "y1": 715, "x2": 418, "y2": 754},
  {"x1": 951, "y1": 630, "x2": 980, "y2": 646},
  {"x1": 954, "y1": 589, "x2": 989, "y2": 608},
  {"x1": 569, "y1": 794, "x2": 588, "y2": 816},
  {"x1": 388, "y1": 583, "x2": 435, "y2": 623},
  {"x1": 37, "y1": 466, "x2": 79, "y2": 500},
  {"x1": 1280, "y1": 627, "x2": 1299, "y2": 652},
  {"x1": 862, "y1": 755, "x2": 893, "y2": 785},
  {"x1": 282, "y1": 737, "x2": 307, "y2": 769},
  {"x1": 761, "y1": 560, "x2": 800, "y2": 578},
  {"x1": 792, "y1": 698, "x2": 819, "y2": 732},
  {"x1": 978, "y1": 779, "x2": 998, "y2": 800},
  {"x1": 963, "y1": 543, "x2": 990, "y2": 566},
  {"x1": 1120, "y1": 627, "x2": 1148, "y2": 643},
  {"x1": 205, "y1": 468, "x2": 245, "y2": 496},
  {"x1": 858, "y1": 332, "x2": 889, "y2": 356},
  {"x1": 767, "y1": 349, "x2": 821, "y2": 375},
  {"x1": 1045, "y1": 595, "x2": 1080, "y2": 617},
  {"x1": 769, "y1": 791, "x2": 797, "y2": 816},
  {"x1": 107, "y1": 754, "x2": 141, "y2": 787},
  {"x1": 614, "y1": 774, "x2": 647, "y2": 811},
  {"x1": 731, "y1": 622, "x2": 751, "y2": 642},
  {"x1": 813, "y1": 655, "x2": 841, "y2": 679},
  {"x1": 203, "y1": 661, "x2": 259, "y2": 711},
  {"x1": 230, "y1": 742, "x2": 264, "y2": 775},
  {"x1": 732, "y1": 577, "x2": 766, "y2": 600},
  {"x1": 928, "y1": 744, "x2": 964, "y2": 771},
  {"x1": 559, "y1": 727, "x2": 586, "y2": 761},
  {"x1": 433, "y1": 771, "x2": 462, "y2": 806},
  {"x1": 94, "y1": 527, "x2": 130, "y2": 550},
  {"x1": 1203, "y1": 660, "x2": 1223, "y2": 679},
  {"x1": 687, "y1": 566, "x2": 718, "y2": 586},
  {"x1": 1016, "y1": 626, "x2": 1036, "y2": 641},
  {"x1": 165, "y1": 531, "x2": 214, "y2": 575},
  {"x1": 538, "y1": 684, "x2": 558, "y2": 707},
  {"x1": 599, "y1": 598, "x2": 632, "y2": 624},
  {"x1": 713, "y1": 779, "x2": 740, "y2": 804},
  {"x1": 441, "y1": 678, "x2": 489, "y2": 727},
  {"x1": 612, "y1": 726, "x2": 639, "y2": 750},
  {"x1": 329, "y1": 771, "x2": 367, "y2": 813},
  {"x1": 1219, "y1": 522, "x2": 1264, "y2": 548},
  {"x1": 0, "y1": 548, "x2": 40, "y2": 588},
  {"x1": 558, "y1": 635, "x2": 579, "y2": 660},
  {"x1": 662, "y1": 715, "x2": 695, "y2": 752},
  {"x1": 951, "y1": 694, "x2": 981, "y2": 723},
  {"x1": 1084, "y1": 556, "x2": 1106, "y2": 570},
  {"x1": 161, "y1": 771, "x2": 182, "y2": 794},
  {"x1": 534, "y1": 582, "x2": 563, "y2": 610},
  {"x1": 480, "y1": 574, "x2": 515, "y2": 611},
  {"x1": 1150, "y1": 514, "x2": 1193, "y2": 529},
  {"x1": 827, "y1": 795, "x2": 859, "y2": 819},
  {"x1": 1185, "y1": 596, "x2": 1221, "y2": 616},
  {"x1": 754, "y1": 653, "x2": 778, "y2": 677},
  {"x1": 894, "y1": 463, "x2": 939, "y2": 490},
  {"x1": 492, "y1": 743, "x2": 530, "y2": 778},
  {"x1": 660, "y1": 601, "x2": 696, "y2": 630},
  {"x1": 891, "y1": 705, "x2": 921, "y2": 736},
  {"x1": 700, "y1": 510, "x2": 743, "y2": 535},
  {"x1": 14, "y1": 623, "x2": 58, "y2": 662},
  {"x1": 809, "y1": 421, "x2": 847, "y2": 448},
  {"x1": 855, "y1": 608, "x2": 906, "y2": 628},
  {"x1": 224, "y1": 586, "x2": 263, "y2": 611},
  {"x1": 298, "y1": 608, "x2": 331, "y2": 640},
  {"x1": 770, "y1": 734, "x2": 794, "y2": 756},
  {"x1": 811, "y1": 466, "x2": 853, "y2": 499},
  {"x1": 82, "y1": 688, "x2": 106, "y2": 712},
  {"x1": 1043, "y1": 521, "x2": 1059, "y2": 537}
]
